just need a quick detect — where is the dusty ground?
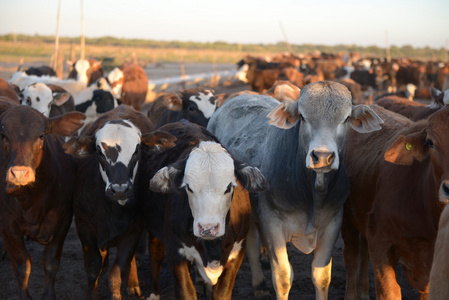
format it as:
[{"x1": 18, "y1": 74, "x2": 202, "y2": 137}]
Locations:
[{"x1": 0, "y1": 63, "x2": 421, "y2": 299}]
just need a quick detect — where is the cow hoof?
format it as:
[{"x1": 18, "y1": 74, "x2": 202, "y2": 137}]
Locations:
[
  {"x1": 126, "y1": 286, "x2": 142, "y2": 297},
  {"x1": 254, "y1": 290, "x2": 272, "y2": 300}
]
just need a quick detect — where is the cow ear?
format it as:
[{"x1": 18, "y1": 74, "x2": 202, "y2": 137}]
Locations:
[
  {"x1": 141, "y1": 130, "x2": 177, "y2": 153},
  {"x1": 234, "y1": 160, "x2": 269, "y2": 192},
  {"x1": 349, "y1": 105, "x2": 384, "y2": 133},
  {"x1": 52, "y1": 92, "x2": 71, "y2": 106},
  {"x1": 384, "y1": 129, "x2": 427, "y2": 165},
  {"x1": 430, "y1": 87, "x2": 444, "y2": 106},
  {"x1": 150, "y1": 161, "x2": 186, "y2": 193},
  {"x1": 63, "y1": 135, "x2": 95, "y2": 158},
  {"x1": 163, "y1": 93, "x2": 183, "y2": 111},
  {"x1": 46, "y1": 111, "x2": 86, "y2": 136},
  {"x1": 215, "y1": 93, "x2": 227, "y2": 108},
  {"x1": 267, "y1": 100, "x2": 299, "y2": 129}
]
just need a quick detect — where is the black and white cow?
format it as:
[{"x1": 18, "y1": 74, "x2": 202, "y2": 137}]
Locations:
[
  {"x1": 63, "y1": 105, "x2": 176, "y2": 299},
  {"x1": 146, "y1": 88, "x2": 225, "y2": 128},
  {"x1": 207, "y1": 81, "x2": 384, "y2": 299},
  {"x1": 20, "y1": 82, "x2": 75, "y2": 117},
  {"x1": 138, "y1": 120, "x2": 267, "y2": 299},
  {"x1": 67, "y1": 58, "x2": 104, "y2": 85}
]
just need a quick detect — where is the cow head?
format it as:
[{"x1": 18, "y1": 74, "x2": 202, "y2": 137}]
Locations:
[
  {"x1": 384, "y1": 107, "x2": 449, "y2": 204},
  {"x1": 163, "y1": 89, "x2": 226, "y2": 127},
  {"x1": 107, "y1": 67, "x2": 124, "y2": 100},
  {"x1": 267, "y1": 81, "x2": 383, "y2": 175},
  {"x1": 21, "y1": 83, "x2": 71, "y2": 117},
  {"x1": 150, "y1": 141, "x2": 267, "y2": 239},
  {"x1": 0, "y1": 106, "x2": 85, "y2": 194},
  {"x1": 64, "y1": 120, "x2": 176, "y2": 205},
  {"x1": 68, "y1": 58, "x2": 103, "y2": 85}
]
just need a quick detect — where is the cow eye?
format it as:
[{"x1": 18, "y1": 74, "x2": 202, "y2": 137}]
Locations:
[
  {"x1": 96, "y1": 145, "x2": 103, "y2": 155},
  {"x1": 26, "y1": 97, "x2": 31, "y2": 106},
  {"x1": 0, "y1": 131, "x2": 5, "y2": 140},
  {"x1": 345, "y1": 116, "x2": 350, "y2": 123},
  {"x1": 188, "y1": 106, "x2": 196, "y2": 111},
  {"x1": 39, "y1": 133, "x2": 44, "y2": 140},
  {"x1": 186, "y1": 184, "x2": 193, "y2": 193},
  {"x1": 299, "y1": 114, "x2": 305, "y2": 121},
  {"x1": 425, "y1": 139, "x2": 435, "y2": 149},
  {"x1": 224, "y1": 183, "x2": 233, "y2": 194}
]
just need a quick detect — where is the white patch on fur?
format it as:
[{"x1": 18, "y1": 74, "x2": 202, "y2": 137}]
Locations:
[
  {"x1": 21, "y1": 83, "x2": 53, "y2": 117},
  {"x1": 74, "y1": 59, "x2": 91, "y2": 84},
  {"x1": 146, "y1": 294, "x2": 160, "y2": 300},
  {"x1": 107, "y1": 67, "x2": 124, "y2": 99},
  {"x1": 96, "y1": 120, "x2": 141, "y2": 189},
  {"x1": 179, "y1": 244, "x2": 223, "y2": 285},
  {"x1": 183, "y1": 141, "x2": 236, "y2": 238},
  {"x1": 189, "y1": 91, "x2": 217, "y2": 119},
  {"x1": 228, "y1": 240, "x2": 243, "y2": 261}
]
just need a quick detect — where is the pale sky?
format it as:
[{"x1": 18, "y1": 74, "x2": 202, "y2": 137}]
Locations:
[{"x1": 0, "y1": 0, "x2": 448, "y2": 49}]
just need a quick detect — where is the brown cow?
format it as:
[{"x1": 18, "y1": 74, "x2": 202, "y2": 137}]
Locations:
[
  {"x1": 0, "y1": 78, "x2": 20, "y2": 102},
  {"x1": 342, "y1": 105, "x2": 449, "y2": 299},
  {"x1": 107, "y1": 62, "x2": 148, "y2": 111},
  {"x1": 0, "y1": 103, "x2": 85, "y2": 299},
  {"x1": 376, "y1": 87, "x2": 446, "y2": 121},
  {"x1": 264, "y1": 80, "x2": 301, "y2": 102},
  {"x1": 428, "y1": 202, "x2": 449, "y2": 299}
]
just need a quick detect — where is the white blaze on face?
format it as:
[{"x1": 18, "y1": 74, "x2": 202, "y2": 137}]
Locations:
[
  {"x1": 95, "y1": 120, "x2": 141, "y2": 191},
  {"x1": 107, "y1": 67, "x2": 124, "y2": 99},
  {"x1": 74, "y1": 59, "x2": 91, "y2": 84},
  {"x1": 22, "y1": 83, "x2": 53, "y2": 117},
  {"x1": 189, "y1": 91, "x2": 217, "y2": 119},
  {"x1": 182, "y1": 141, "x2": 236, "y2": 238}
]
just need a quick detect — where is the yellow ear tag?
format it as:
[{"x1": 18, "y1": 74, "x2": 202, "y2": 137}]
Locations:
[{"x1": 405, "y1": 143, "x2": 412, "y2": 151}]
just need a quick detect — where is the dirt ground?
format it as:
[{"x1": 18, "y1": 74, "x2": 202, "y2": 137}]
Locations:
[{"x1": 0, "y1": 63, "x2": 421, "y2": 299}]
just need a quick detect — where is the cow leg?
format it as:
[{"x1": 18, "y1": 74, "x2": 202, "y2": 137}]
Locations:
[
  {"x1": 76, "y1": 222, "x2": 105, "y2": 300},
  {"x1": 341, "y1": 212, "x2": 370, "y2": 300},
  {"x1": 312, "y1": 209, "x2": 343, "y2": 300},
  {"x1": 148, "y1": 235, "x2": 165, "y2": 300},
  {"x1": 110, "y1": 235, "x2": 142, "y2": 300},
  {"x1": 2, "y1": 231, "x2": 32, "y2": 300},
  {"x1": 368, "y1": 239, "x2": 401, "y2": 300},
  {"x1": 169, "y1": 259, "x2": 197, "y2": 300},
  {"x1": 246, "y1": 210, "x2": 270, "y2": 299},
  {"x1": 212, "y1": 242, "x2": 246, "y2": 300},
  {"x1": 41, "y1": 216, "x2": 72, "y2": 300}
]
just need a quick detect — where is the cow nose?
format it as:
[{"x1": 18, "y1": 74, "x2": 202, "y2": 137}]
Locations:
[
  {"x1": 439, "y1": 180, "x2": 449, "y2": 204},
  {"x1": 110, "y1": 183, "x2": 130, "y2": 195},
  {"x1": 310, "y1": 150, "x2": 335, "y2": 168},
  {"x1": 198, "y1": 223, "x2": 220, "y2": 238},
  {"x1": 7, "y1": 166, "x2": 35, "y2": 184}
]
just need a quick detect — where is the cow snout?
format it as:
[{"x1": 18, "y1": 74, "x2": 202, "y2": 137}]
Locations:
[
  {"x1": 310, "y1": 150, "x2": 335, "y2": 169},
  {"x1": 439, "y1": 180, "x2": 449, "y2": 204},
  {"x1": 197, "y1": 223, "x2": 220, "y2": 239},
  {"x1": 7, "y1": 166, "x2": 35, "y2": 185},
  {"x1": 107, "y1": 182, "x2": 132, "y2": 203}
]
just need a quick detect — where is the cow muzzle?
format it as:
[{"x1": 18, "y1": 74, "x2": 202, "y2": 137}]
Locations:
[
  {"x1": 106, "y1": 182, "x2": 132, "y2": 205},
  {"x1": 309, "y1": 150, "x2": 336, "y2": 171},
  {"x1": 6, "y1": 166, "x2": 35, "y2": 186},
  {"x1": 439, "y1": 180, "x2": 449, "y2": 204},
  {"x1": 195, "y1": 222, "x2": 222, "y2": 240}
]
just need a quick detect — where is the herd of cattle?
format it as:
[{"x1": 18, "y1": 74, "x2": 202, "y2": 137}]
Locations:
[{"x1": 0, "y1": 53, "x2": 449, "y2": 300}]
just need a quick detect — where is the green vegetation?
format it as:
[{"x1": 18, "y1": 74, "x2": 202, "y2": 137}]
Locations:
[{"x1": 1, "y1": 33, "x2": 447, "y2": 63}]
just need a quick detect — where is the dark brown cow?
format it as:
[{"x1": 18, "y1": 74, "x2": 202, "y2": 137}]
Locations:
[
  {"x1": 146, "y1": 88, "x2": 225, "y2": 128},
  {"x1": 106, "y1": 63, "x2": 149, "y2": 111},
  {"x1": 0, "y1": 103, "x2": 85, "y2": 299},
  {"x1": 68, "y1": 58, "x2": 104, "y2": 85},
  {"x1": 0, "y1": 78, "x2": 20, "y2": 102},
  {"x1": 63, "y1": 105, "x2": 176, "y2": 299},
  {"x1": 428, "y1": 203, "x2": 449, "y2": 299},
  {"x1": 376, "y1": 87, "x2": 446, "y2": 121},
  {"x1": 139, "y1": 120, "x2": 268, "y2": 300},
  {"x1": 342, "y1": 105, "x2": 449, "y2": 299}
]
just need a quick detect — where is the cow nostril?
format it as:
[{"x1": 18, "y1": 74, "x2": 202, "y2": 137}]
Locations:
[
  {"x1": 443, "y1": 182, "x2": 449, "y2": 196},
  {"x1": 327, "y1": 152, "x2": 335, "y2": 164},
  {"x1": 311, "y1": 150, "x2": 319, "y2": 164}
]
